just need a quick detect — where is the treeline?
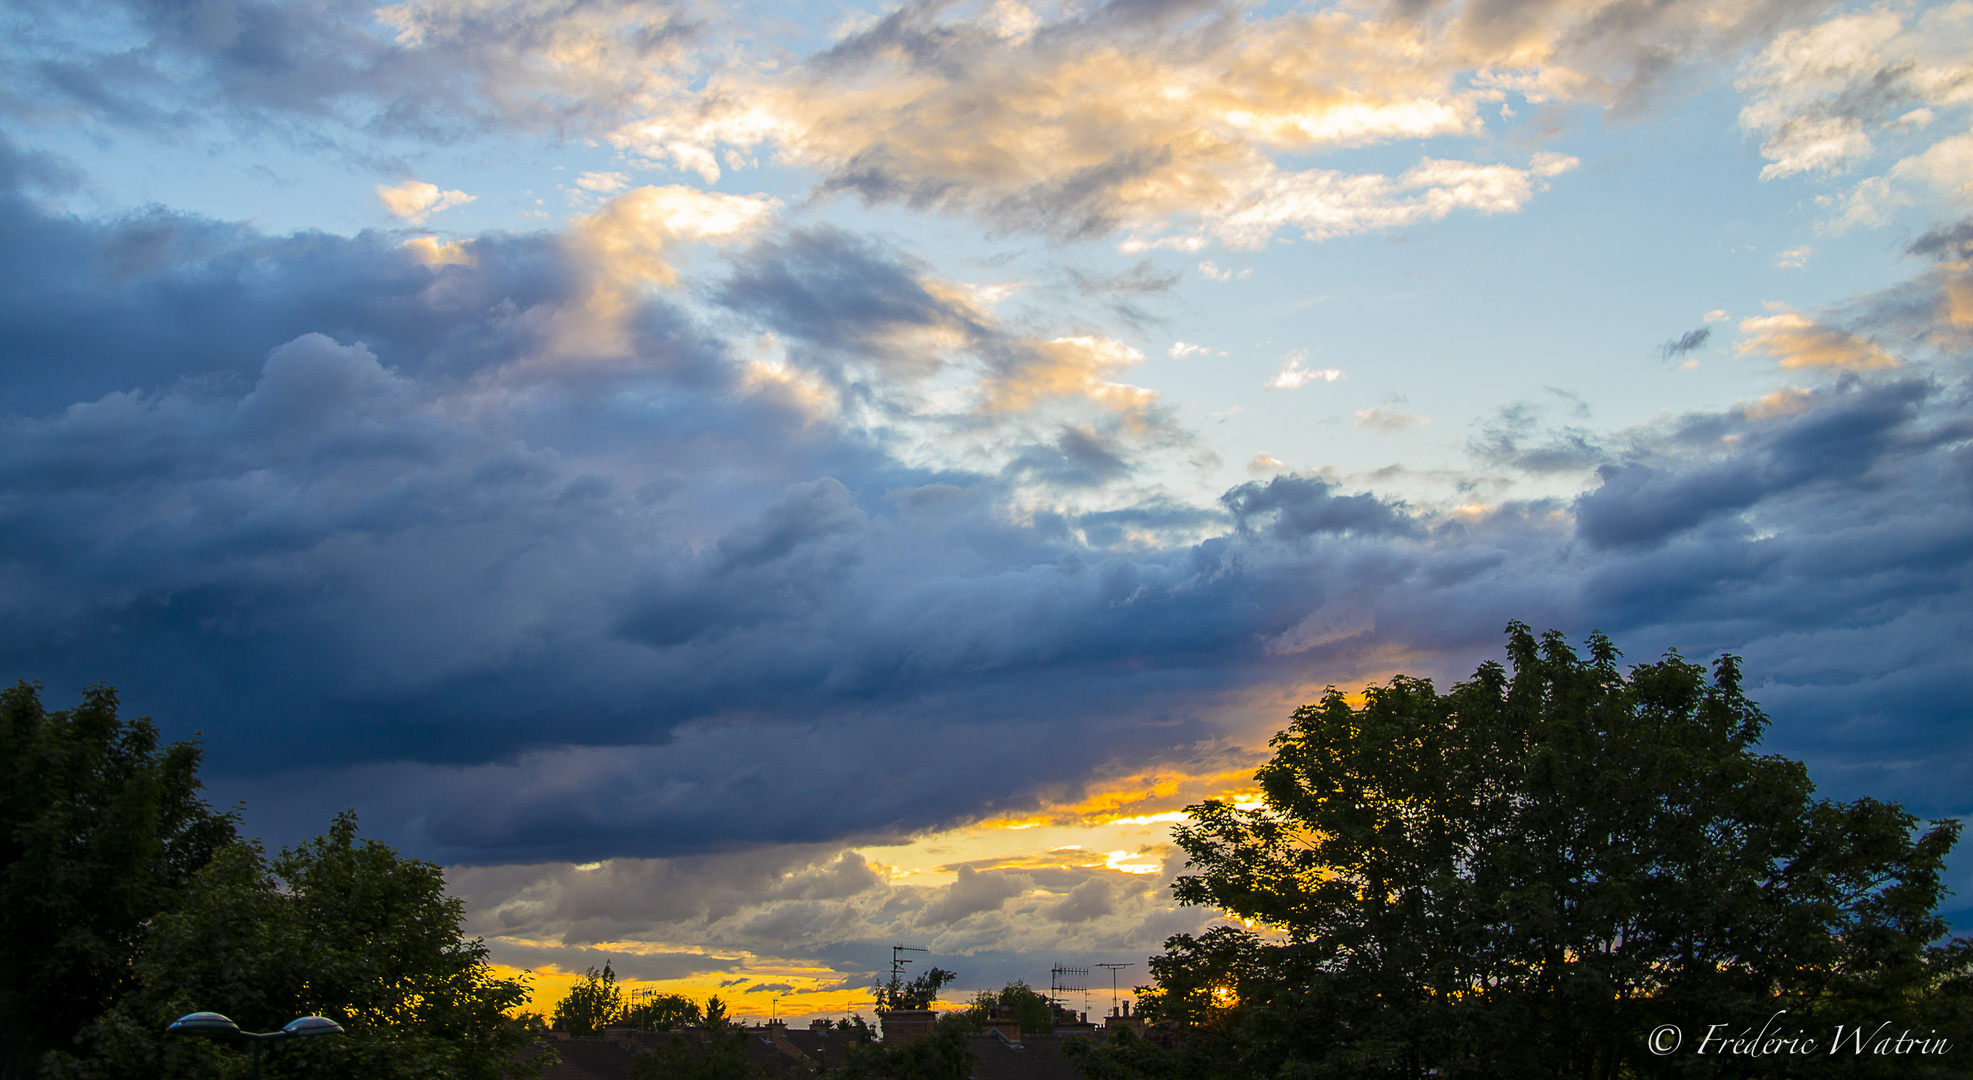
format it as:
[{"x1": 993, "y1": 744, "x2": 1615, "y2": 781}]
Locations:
[
  {"x1": 1067, "y1": 625, "x2": 1973, "y2": 1080},
  {"x1": 11, "y1": 623, "x2": 1973, "y2": 1080},
  {"x1": 0, "y1": 682, "x2": 532, "y2": 1080}
]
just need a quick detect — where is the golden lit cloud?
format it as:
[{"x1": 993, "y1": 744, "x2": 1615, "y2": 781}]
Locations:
[
  {"x1": 376, "y1": 180, "x2": 477, "y2": 224},
  {"x1": 604, "y1": 4, "x2": 1597, "y2": 247},
  {"x1": 403, "y1": 236, "x2": 474, "y2": 267},
  {"x1": 1736, "y1": 310, "x2": 1900, "y2": 370},
  {"x1": 978, "y1": 336, "x2": 1152, "y2": 415},
  {"x1": 560, "y1": 184, "x2": 777, "y2": 355}
]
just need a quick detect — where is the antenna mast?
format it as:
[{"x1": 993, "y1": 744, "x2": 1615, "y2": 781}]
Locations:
[
  {"x1": 1049, "y1": 964, "x2": 1089, "y2": 1017},
  {"x1": 880, "y1": 944, "x2": 928, "y2": 1009},
  {"x1": 1095, "y1": 963, "x2": 1134, "y2": 1015}
]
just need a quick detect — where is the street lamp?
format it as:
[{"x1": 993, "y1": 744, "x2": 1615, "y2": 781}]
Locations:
[{"x1": 167, "y1": 1012, "x2": 345, "y2": 1079}]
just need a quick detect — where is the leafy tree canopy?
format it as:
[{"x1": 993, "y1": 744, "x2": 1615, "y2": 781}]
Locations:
[
  {"x1": 0, "y1": 682, "x2": 237, "y2": 1080},
  {"x1": 837, "y1": 1011, "x2": 976, "y2": 1080},
  {"x1": 625, "y1": 991, "x2": 703, "y2": 1032},
  {"x1": 629, "y1": 996, "x2": 760, "y2": 1080},
  {"x1": 1082, "y1": 624, "x2": 1972, "y2": 1079},
  {"x1": 553, "y1": 964, "x2": 624, "y2": 1036},
  {"x1": 47, "y1": 810, "x2": 534, "y2": 1080},
  {"x1": 963, "y1": 981, "x2": 1053, "y2": 1036},
  {"x1": 876, "y1": 967, "x2": 957, "y2": 1011}
]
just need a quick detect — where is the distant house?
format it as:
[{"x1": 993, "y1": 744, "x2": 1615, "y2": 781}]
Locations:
[
  {"x1": 516, "y1": 1022, "x2": 827, "y2": 1080},
  {"x1": 515, "y1": 1010, "x2": 1135, "y2": 1080}
]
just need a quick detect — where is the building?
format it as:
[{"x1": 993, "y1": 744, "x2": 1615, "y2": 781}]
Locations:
[{"x1": 518, "y1": 1011, "x2": 1122, "y2": 1080}]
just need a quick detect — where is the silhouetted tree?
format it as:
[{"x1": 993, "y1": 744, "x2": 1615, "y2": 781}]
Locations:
[
  {"x1": 0, "y1": 681, "x2": 237, "y2": 1080},
  {"x1": 625, "y1": 992, "x2": 703, "y2": 1031},
  {"x1": 839, "y1": 1011, "x2": 975, "y2": 1080},
  {"x1": 47, "y1": 811, "x2": 534, "y2": 1080},
  {"x1": 1072, "y1": 624, "x2": 1971, "y2": 1079},
  {"x1": 553, "y1": 964, "x2": 624, "y2": 1036},
  {"x1": 630, "y1": 997, "x2": 764, "y2": 1080},
  {"x1": 962, "y1": 981, "x2": 1052, "y2": 1036},
  {"x1": 876, "y1": 967, "x2": 957, "y2": 1011}
]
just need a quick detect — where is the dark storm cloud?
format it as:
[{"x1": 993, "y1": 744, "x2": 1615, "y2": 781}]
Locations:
[
  {"x1": 0, "y1": 195, "x2": 579, "y2": 416},
  {"x1": 1220, "y1": 474, "x2": 1420, "y2": 539},
  {"x1": 1575, "y1": 377, "x2": 1942, "y2": 549},
  {"x1": 1, "y1": 178, "x2": 1969, "y2": 877},
  {"x1": 1, "y1": 0, "x2": 698, "y2": 140},
  {"x1": 921, "y1": 866, "x2": 1027, "y2": 926},
  {"x1": 715, "y1": 228, "x2": 981, "y2": 361}
]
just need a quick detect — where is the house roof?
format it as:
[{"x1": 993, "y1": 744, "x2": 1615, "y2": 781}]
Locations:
[{"x1": 964, "y1": 1034, "x2": 1092, "y2": 1080}]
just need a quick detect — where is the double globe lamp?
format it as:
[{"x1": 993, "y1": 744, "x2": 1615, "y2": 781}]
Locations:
[{"x1": 167, "y1": 1012, "x2": 345, "y2": 1078}]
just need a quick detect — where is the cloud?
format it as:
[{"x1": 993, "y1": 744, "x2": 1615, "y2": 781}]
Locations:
[
  {"x1": 978, "y1": 336, "x2": 1153, "y2": 416},
  {"x1": 564, "y1": 184, "x2": 778, "y2": 353},
  {"x1": 1, "y1": 0, "x2": 1835, "y2": 259},
  {"x1": 922, "y1": 866, "x2": 1027, "y2": 926},
  {"x1": 442, "y1": 836, "x2": 1213, "y2": 1001},
  {"x1": 1354, "y1": 403, "x2": 1429, "y2": 431},
  {"x1": 577, "y1": 170, "x2": 632, "y2": 194},
  {"x1": 1219, "y1": 475, "x2": 1418, "y2": 540},
  {"x1": 1049, "y1": 877, "x2": 1113, "y2": 923},
  {"x1": 1264, "y1": 352, "x2": 1342, "y2": 390},
  {"x1": 1907, "y1": 218, "x2": 1973, "y2": 261},
  {"x1": 0, "y1": 0, "x2": 704, "y2": 143},
  {"x1": 1737, "y1": 5, "x2": 1973, "y2": 219},
  {"x1": 1658, "y1": 327, "x2": 1713, "y2": 361},
  {"x1": 1071, "y1": 259, "x2": 1182, "y2": 297},
  {"x1": 1468, "y1": 402, "x2": 1604, "y2": 474},
  {"x1": 1265, "y1": 600, "x2": 1375, "y2": 655},
  {"x1": 1736, "y1": 310, "x2": 1899, "y2": 370},
  {"x1": 1573, "y1": 378, "x2": 1939, "y2": 549},
  {"x1": 376, "y1": 180, "x2": 477, "y2": 223},
  {"x1": 1, "y1": 164, "x2": 1971, "y2": 908},
  {"x1": 603, "y1": 3, "x2": 1604, "y2": 248}
]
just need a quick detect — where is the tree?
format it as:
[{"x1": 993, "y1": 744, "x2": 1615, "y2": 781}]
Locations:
[
  {"x1": 629, "y1": 996, "x2": 766, "y2": 1080},
  {"x1": 1083, "y1": 625, "x2": 1971, "y2": 1079},
  {"x1": 0, "y1": 681, "x2": 237, "y2": 1080},
  {"x1": 876, "y1": 967, "x2": 957, "y2": 1011},
  {"x1": 553, "y1": 964, "x2": 624, "y2": 1036},
  {"x1": 46, "y1": 811, "x2": 535, "y2": 1080},
  {"x1": 962, "y1": 981, "x2": 1052, "y2": 1036},
  {"x1": 836, "y1": 1011, "x2": 976, "y2": 1080},
  {"x1": 624, "y1": 992, "x2": 702, "y2": 1031}
]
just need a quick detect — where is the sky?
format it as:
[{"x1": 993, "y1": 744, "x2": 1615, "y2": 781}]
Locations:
[{"x1": 3, "y1": 0, "x2": 1972, "y2": 1023}]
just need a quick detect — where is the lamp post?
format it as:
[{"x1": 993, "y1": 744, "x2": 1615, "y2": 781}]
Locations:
[{"x1": 168, "y1": 1012, "x2": 345, "y2": 1079}]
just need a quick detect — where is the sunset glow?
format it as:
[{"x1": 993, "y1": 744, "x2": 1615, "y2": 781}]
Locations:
[{"x1": 2, "y1": 0, "x2": 1969, "y2": 1022}]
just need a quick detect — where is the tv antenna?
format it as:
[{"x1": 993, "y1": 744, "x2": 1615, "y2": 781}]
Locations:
[
  {"x1": 880, "y1": 944, "x2": 927, "y2": 1008},
  {"x1": 1049, "y1": 964, "x2": 1089, "y2": 1016},
  {"x1": 1095, "y1": 963, "x2": 1134, "y2": 1015},
  {"x1": 890, "y1": 944, "x2": 927, "y2": 982}
]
